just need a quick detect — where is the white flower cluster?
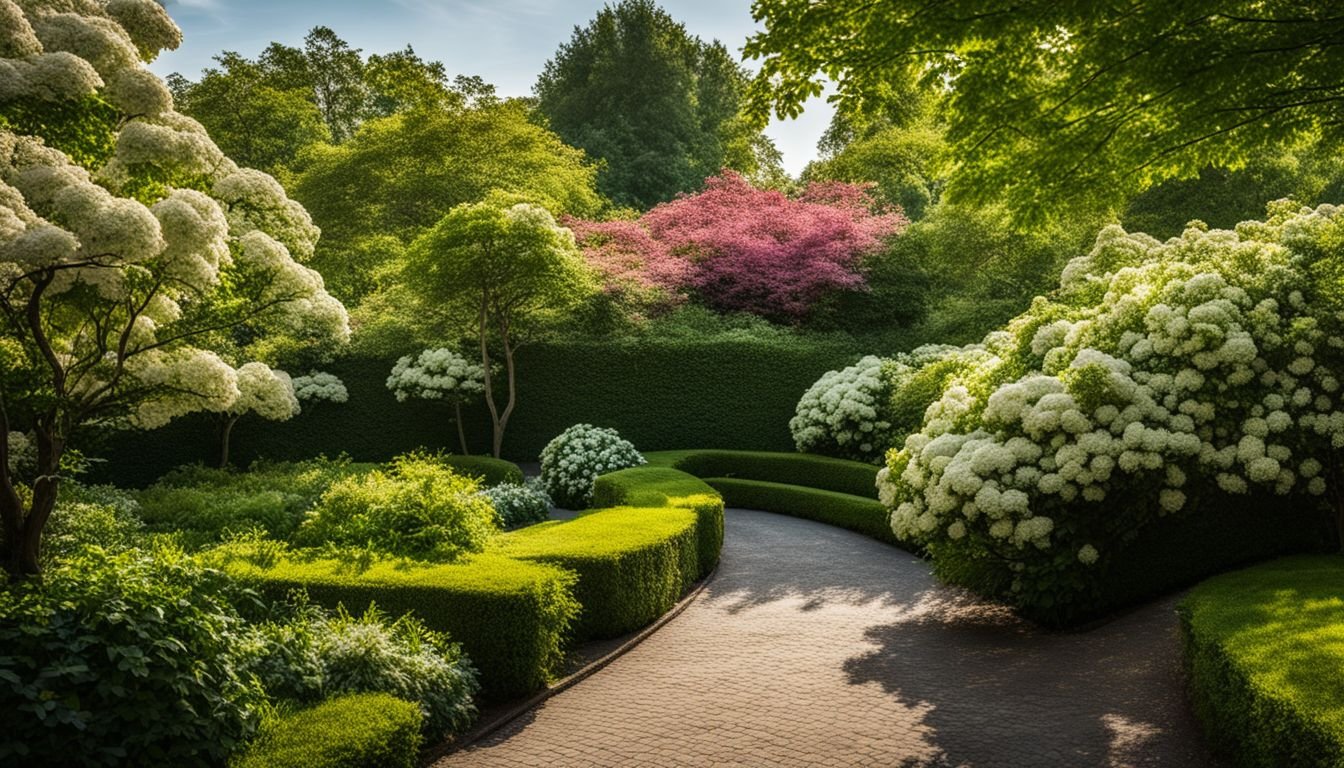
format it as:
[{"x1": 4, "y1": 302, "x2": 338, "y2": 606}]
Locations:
[
  {"x1": 791, "y1": 355, "x2": 894, "y2": 463},
  {"x1": 386, "y1": 348, "x2": 485, "y2": 403},
  {"x1": 291, "y1": 371, "x2": 348, "y2": 404},
  {"x1": 539, "y1": 424, "x2": 646, "y2": 509},
  {"x1": 482, "y1": 479, "x2": 553, "y2": 529},
  {"x1": 229, "y1": 362, "x2": 299, "y2": 421},
  {"x1": 883, "y1": 205, "x2": 1344, "y2": 573}
]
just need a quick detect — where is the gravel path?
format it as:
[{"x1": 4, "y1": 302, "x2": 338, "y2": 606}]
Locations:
[{"x1": 440, "y1": 508, "x2": 1218, "y2": 767}]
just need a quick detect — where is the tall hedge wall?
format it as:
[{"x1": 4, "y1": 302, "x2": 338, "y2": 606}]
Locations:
[{"x1": 90, "y1": 337, "x2": 865, "y2": 487}]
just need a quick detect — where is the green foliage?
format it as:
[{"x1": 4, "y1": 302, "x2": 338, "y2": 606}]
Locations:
[
  {"x1": 231, "y1": 693, "x2": 422, "y2": 768},
  {"x1": 135, "y1": 459, "x2": 359, "y2": 545},
  {"x1": 296, "y1": 453, "x2": 498, "y2": 561},
  {"x1": 213, "y1": 549, "x2": 579, "y2": 700},
  {"x1": 746, "y1": 1, "x2": 1344, "y2": 222},
  {"x1": 0, "y1": 546, "x2": 266, "y2": 767},
  {"x1": 236, "y1": 604, "x2": 478, "y2": 738},
  {"x1": 41, "y1": 484, "x2": 143, "y2": 564},
  {"x1": 0, "y1": 95, "x2": 120, "y2": 169},
  {"x1": 590, "y1": 466, "x2": 725, "y2": 576},
  {"x1": 483, "y1": 480, "x2": 553, "y2": 529},
  {"x1": 496, "y1": 506, "x2": 702, "y2": 639},
  {"x1": 646, "y1": 449, "x2": 881, "y2": 499},
  {"x1": 802, "y1": 120, "x2": 945, "y2": 220},
  {"x1": 439, "y1": 455, "x2": 525, "y2": 487},
  {"x1": 535, "y1": 0, "x2": 779, "y2": 208},
  {"x1": 1180, "y1": 556, "x2": 1344, "y2": 767},
  {"x1": 296, "y1": 103, "x2": 602, "y2": 300},
  {"x1": 705, "y1": 478, "x2": 906, "y2": 548}
]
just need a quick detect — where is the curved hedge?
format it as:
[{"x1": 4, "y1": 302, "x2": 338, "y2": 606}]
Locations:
[
  {"x1": 645, "y1": 450, "x2": 880, "y2": 499},
  {"x1": 214, "y1": 463, "x2": 725, "y2": 701},
  {"x1": 439, "y1": 455, "x2": 524, "y2": 487},
  {"x1": 1180, "y1": 555, "x2": 1344, "y2": 767},
  {"x1": 591, "y1": 466, "x2": 724, "y2": 576},
  {"x1": 232, "y1": 693, "x2": 422, "y2": 768},
  {"x1": 704, "y1": 477, "x2": 902, "y2": 548}
]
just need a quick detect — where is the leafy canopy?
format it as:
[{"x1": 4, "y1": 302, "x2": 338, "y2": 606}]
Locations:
[{"x1": 745, "y1": 1, "x2": 1344, "y2": 221}]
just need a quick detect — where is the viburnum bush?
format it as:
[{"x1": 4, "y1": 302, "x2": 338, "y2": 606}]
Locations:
[
  {"x1": 539, "y1": 424, "x2": 645, "y2": 509},
  {"x1": 482, "y1": 479, "x2": 552, "y2": 529},
  {"x1": 790, "y1": 355, "x2": 896, "y2": 463},
  {"x1": 879, "y1": 203, "x2": 1344, "y2": 620}
]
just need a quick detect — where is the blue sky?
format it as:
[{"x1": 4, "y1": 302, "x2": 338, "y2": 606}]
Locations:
[{"x1": 152, "y1": 0, "x2": 833, "y2": 176}]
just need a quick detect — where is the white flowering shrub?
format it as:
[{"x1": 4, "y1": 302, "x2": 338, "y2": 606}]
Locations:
[
  {"x1": 291, "y1": 371, "x2": 348, "y2": 404},
  {"x1": 539, "y1": 424, "x2": 645, "y2": 509},
  {"x1": 790, "y1": 356, "x2": 895, "y2": 463},
  {"x1": 482, "y1": 479, "x2": 552, "y2": 529},
  {"x1": 387, "y1": 348, "x2": 486, "y2": 454},
  {"x1": 881, "y1": 203, "x2": 1344, "y2": 622},
  {"x1": 0, "y1": 0, "x2": 349, "y2": 574}
]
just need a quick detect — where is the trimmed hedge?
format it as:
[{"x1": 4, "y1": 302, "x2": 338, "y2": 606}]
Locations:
[
  {"x1": 646, "y1": 449, "x2": 881, "y2": 499},
  {"x1": 232, "y1": 693, "x2": 422, "y2": 768},
  {"x1": 218, "y1": 553, "x2": 579, "y2": 701},
  {"x1": 439, "y1": 455, "x2": 524, "y2": 487},
  {"x1": 89, "y1": 338, "x2": 864, "y2": 486},
  {"x1": 1180, "y1": 555, "x2": 1344, "y2": 767},
  {"x1": 704, "y1": 477, "x2": 906, "y2": 549},
  {"x1": 496, "y1": 506, "x2": 701, "y2": 639},
  {"x1": 591, "y1": 466, "x2": 724, "y2": 577}
]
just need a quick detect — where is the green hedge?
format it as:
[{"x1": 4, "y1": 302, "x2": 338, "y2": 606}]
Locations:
[
  {"x1": 646, "y1": 450, "x2": 881, "y2": 499},
  {"x1": 89, "y1": 338, "x2": 864, "y2": 486},
  {"x1": 439, "y1": 455, "x2": 524, "y2": 487},
  {"x1": 232, "y1": 693, "x2": 422, "y2": 768},
  {"x1": 218, "y1": 553, "x2": 579, "y2": 701},
  {"x1": 1180, "y1": 555, "x2": 1344, "y2": 767},
  {"x1": 496, "y1": 506, "x2": 701, "y2": 640},
  {"x1": 591, "y1": 466, "x2": 725, "y2": 577},
  {"x1": 704, "y1": 477, "x2": 908, "y2": 549}
]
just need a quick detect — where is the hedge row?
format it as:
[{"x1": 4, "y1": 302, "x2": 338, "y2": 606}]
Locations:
[
  {"x1": 215, "y1": 465, "x2": 726, "y2": 701},
  {"x1": 89, "y1": 338, "x2": 865, "y2": 487},
  {"x1": 704, "y1": 477, "x2": 906, "y2": 549},
  {"x1": 591, "y1": 466, "x2": 724, "y2": 577},
  {"x1": 232, "y1": 693, "x2": 422, "y2": 768},
  {"x1": 1180, "y1": 555, "x2": 1344, "y2": 767},
  {"x1": 645, "y1": 450, "x2": 881, "y2": 499}
]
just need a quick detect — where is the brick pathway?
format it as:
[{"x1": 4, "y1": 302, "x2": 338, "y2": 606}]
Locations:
[{"x1": 440, "y1": 508, "x2": 1218, "y2": 767}]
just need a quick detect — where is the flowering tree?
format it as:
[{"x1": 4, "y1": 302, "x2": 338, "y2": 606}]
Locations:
[
  {"x1": 402, "y1": 194, "x2": 595, "y2": 458},
  {"x1": 641, "y1": 172, "x2": 906, "y2": 323},
  {"x1": 291, "y1": 371, "x2": 348, "y2": 406},
  {"x1": 218, "y1": 363, "x2": 298, "y2": 467},
  {"x1": 879, "y1": 203, "x2": 1344, "y2": 620},
  {"x1": 562, "y1": 216, "x2": 690, "y2": 318},
  {"x1": 386, "y1": 348, "x2": 485, "y2": 454},
  {"x1": 0, "y1": 0, "x2": 349, "y2": 576}
]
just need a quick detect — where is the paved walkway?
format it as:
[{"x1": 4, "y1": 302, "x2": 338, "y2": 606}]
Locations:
[{"x1": 441, "y1": 509, "x2": 1218, "y2": 767}]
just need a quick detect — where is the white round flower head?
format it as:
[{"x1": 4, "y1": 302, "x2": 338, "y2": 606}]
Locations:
[
  {"x1": 790, "y1": 355, "x2": 894, "y2": 463},
  {"x1": 539, "y1": 424, "x2": 645, "y2": 509},
  {"x1": 124, "y1": 348, "x2": 239, "y2": 429},
  {"x1": 104, "y1": 0, "x2": 181, "y2": 59},
  {"x1": 291, "y1": 371, "x2": 348, "y2": 404},
  {"x1": 386, "y1": 348, "x2": 485, "y2": 403},
  {"x1": 0, "y1": 52, "x2": 103, "y2": 102},
  {"x1": 229, "y1": 362, "x2": 298, "y2": 421},
  {"x1": 1077, "y1": 544, "x2": 1099, "y2": 565},
  {"x1": 0, "y1": 0, "x2": 42, "y2": 58},
  {"x1": 102, "y1": 66, "x2": 172, "y2": 116},
  {"x1": 29, "y1": 12, "x2": 139, "y2": 78}
]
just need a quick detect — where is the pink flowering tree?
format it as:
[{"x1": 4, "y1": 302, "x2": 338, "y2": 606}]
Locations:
[
  {"x1": 642, "y1": 171, "x2": 907, "y2": 323},
  {"x1": 562, "y1": 216, "x2": 691, "y2": 318}
]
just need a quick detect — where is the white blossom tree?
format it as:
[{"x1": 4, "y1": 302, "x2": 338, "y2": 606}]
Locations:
[
  {"x1": 0, "y1": 0, "x2": 349, "y2": 576},
  {"x1": 386, "y1": 348, "x2": 484, "y2": 454},
  {"x1": 217, "y1": 362, "x2": 298, "y2": 468}
]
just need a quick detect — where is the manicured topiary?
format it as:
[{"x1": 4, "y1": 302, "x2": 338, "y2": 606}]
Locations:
[
  {"x1": 540, "y1": 424, "x2": 645, "y2": 509},
  {"x1": 231, "y1": 693, "x2": 422, "y2": 768}
]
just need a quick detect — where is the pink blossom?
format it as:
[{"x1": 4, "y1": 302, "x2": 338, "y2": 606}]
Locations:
[{"x1": 563, "y1": 216, "x2": 691, "y2": 314}]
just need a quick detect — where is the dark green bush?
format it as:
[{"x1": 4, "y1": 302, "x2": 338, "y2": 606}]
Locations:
[
  {"x1": 591, "y1": 466, "x2": 724, "y2": 577},
  {"x1": 647, "y1": 449, "x2": 880, "y2": 499},
  {"x1": 295, "y1": 453, "x2": 498, "y2": 561},
  {"x1": 440, "y1": 454, "x2": 524, "y2": 487},
  {"x1": 704, "y1": 477, "x2": 908, "y2": 549},
  {"x1": 231, "y1": 693, "x2": 422, "y2": 768},
  {"x1": 0, "y1": 546, "x2": 266, "y2": 767},
  {"x1": 1180, "y1": 555, "x2": 1344, "y2": 768},
  {"x1": 41, "y1": 484, "x2": 143, "y2": 564},
  {"x1": 495, "y1": 506, "x2": 701, "y2": 639},
  {"x1": 213, "y1": 549, "x2": 579, "y2": 701}
]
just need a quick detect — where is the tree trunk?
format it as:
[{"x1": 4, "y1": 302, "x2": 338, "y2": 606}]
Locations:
[
  {"x1": 219, "y1": 415, "x2": 239, "y2": 468},
  {"x1": 3, "y1": 428, "x2": 62, "y2": 579},
  {"x1": 494, "y1": 315, "x2": 518, "y2": 461},
  {"x1": 454, "y1": 401, "x2": 470, "y2": 455},
  {"x1": 478, "y1": 294, "x2": 505, "y2": 459}
]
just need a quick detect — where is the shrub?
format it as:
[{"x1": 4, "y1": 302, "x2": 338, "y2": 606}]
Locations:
[
  {"x1": 705, "y1": 477, "x2": 906, "y2": 548},
  {"x1": 237, "y1": 603, "x2": 478, "y2": 739},
  {"x1": 790, "y1": 355, "x2": 896, "y2": 463},
  {"x1": 0, "y1": 546, "x2": 266, "y2": 767},
  {"x1": 540, "y1": 424, "x2": 645, "y2": 509},
  {"x1": 41, "y1": 484, "x2": 143, "y2": 565},
  {"x1": 483, "y1": 480, "x2": 553, "y2": 528},
  {"x1": 296, "y1": 453, "x2": 498, "y2": 560},
  {"x1": 647, "y1": 449, "x2": 880, "y2": 499},
  {"x1": 495, "y1": 506, "x2": 701, "y2": 639},
  {"x1": 231, "y1": 693, "x2": 422, "y2": 768},
  {"x1": 439, "y1": 455, "x2": 525, "y2": 487},
  {"x1": 591, "y1": 465, "x2": 725, "y2": 576},
  {"x1": 1180, "y1": 556, "x2": 1344, "y2": 767},
  {"x1": 211, "y1": 548, "x2": 579, "y2": 701},
  {"x1": 882, "y1": 203, "x2": 1344, "y2": 624}
]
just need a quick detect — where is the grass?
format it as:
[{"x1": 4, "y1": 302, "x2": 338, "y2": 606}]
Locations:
[{"x1": 1180, "y1": 554, "x2": 1344, "y2": 767}]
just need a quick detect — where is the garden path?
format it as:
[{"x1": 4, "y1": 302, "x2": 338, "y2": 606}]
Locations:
[{"x1": 440, "y1": 508, "x2": 1219, "y2": 767}]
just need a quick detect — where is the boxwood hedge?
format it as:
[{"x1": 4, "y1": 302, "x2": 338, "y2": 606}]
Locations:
[
  {"x1": 231, "y1": 693, "x2": 422, "y2": 768},
  {"x1": 703, "y1": 477, "x2": 905, "y2": 548},
  {"x1": 645, "y1": 450, "x2": 881, "y2": 499},
  {"x1": 1180, "y1": 555, "x2": 1344, "y2": 767}
]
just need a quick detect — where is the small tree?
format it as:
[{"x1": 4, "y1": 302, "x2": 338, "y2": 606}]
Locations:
[
  {"x1": 386, "y1": 348, "x2": 484, "y2": 454},
  {"x1": 217, "y1": 363, "x2": 298, "y2": 468},
  {"x1": 0, "y1": 1, "x2": 349, "y2": 576},
  {"x1": 402, "y1": 194, "x2": 595, "y2": 458}
]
